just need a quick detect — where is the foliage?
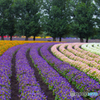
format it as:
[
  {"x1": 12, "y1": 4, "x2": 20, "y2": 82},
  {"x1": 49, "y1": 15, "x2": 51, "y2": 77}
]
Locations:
[
  {"x1": 14, "y1": 0, "x2": 42, "y2": 40},
  {"x1": 0, "y1": 0, "x2": 10, "y2": 40},
  {"x1": 3, "y1": 0, "x2": 18, "y2": 40},
  {"x1": 0, "y1": 0, "x2": 99, "y2": 41},
  {"x1": 71, "y1": 0, "x2": 97, "y2": 42},
  {"x1": 41, "y1": 0, "x2": 72, "y2": 41}
]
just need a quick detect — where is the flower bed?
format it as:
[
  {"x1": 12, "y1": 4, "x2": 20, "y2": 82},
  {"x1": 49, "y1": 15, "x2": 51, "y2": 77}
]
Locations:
[
  {"x1": 59, "y1": 43, "x2": 100, "y2": 69},
  {"x1": 74, "y1": 43, "x2": 100, "y2": 63},
  {"x1": 15, "y1": 43, "x2": 46, "y2": 99},
  {"x1": 30, "y1": 43, "x2": 82, "y2": 100},
  {"x1": 40, "y1": 43, "x2": 100, "y2": 99},
  {"x1": 51, "y1": 43, "x2": 100, "y2": 82},
  {"x1": 0, "y1": 44, "x2": 21, "y2": 99},
  {"x1": 81, "y1": 43, "x2": 100, "y2": 55},
  {"x1": 0, "y1": 40, "x2": 59, "y2": 56},
  {"x1": 1, "y1": 42, "x2": 100, "y2": 99}
]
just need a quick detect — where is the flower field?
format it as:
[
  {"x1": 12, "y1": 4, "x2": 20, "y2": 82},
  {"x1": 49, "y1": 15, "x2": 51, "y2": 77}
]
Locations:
[
  {"x1": 0, "y1": 40, "x2": 59, "y2": 56},
  {"x1": 0, "y1": 42, "x2": 100, "y2": 100},
  {"x1": 81, "y1": 43, "x2": 100, "y2": 56}
]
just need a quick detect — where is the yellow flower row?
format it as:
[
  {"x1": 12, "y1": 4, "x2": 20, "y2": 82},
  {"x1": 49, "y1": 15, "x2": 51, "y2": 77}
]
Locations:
[
  {"x1": 0, "y1": 40, "x2": 59, "y2": 56},
  {"x1": 21, "y1": 36, "x2": 52, "y2": 38}
]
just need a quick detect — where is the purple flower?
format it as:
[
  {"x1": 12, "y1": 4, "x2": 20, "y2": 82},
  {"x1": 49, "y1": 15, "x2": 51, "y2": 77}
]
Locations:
[{"x1": 40, "y1": 43, "x2": 100, "y2": 99}]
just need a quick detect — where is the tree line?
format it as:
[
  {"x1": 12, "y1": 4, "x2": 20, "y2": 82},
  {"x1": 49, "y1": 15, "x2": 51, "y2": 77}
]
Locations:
[{"x1": 0, "y1": 0, "x2": 100, "y2": 42}]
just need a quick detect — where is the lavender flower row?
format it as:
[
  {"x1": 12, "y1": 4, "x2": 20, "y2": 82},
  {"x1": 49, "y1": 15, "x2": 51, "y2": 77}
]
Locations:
[
  {"x1": 40, "y1": 43, "x2": 100, "y2": 99},
  {"x1": 30, "y1": 43, "x2": 83, "y2": 100},
  {"x1": 0, "y1": 44, "x2": 22, "y2": 100},
  {"x1": 15, "y1": 43, "x2": 47, "y2": 100}
]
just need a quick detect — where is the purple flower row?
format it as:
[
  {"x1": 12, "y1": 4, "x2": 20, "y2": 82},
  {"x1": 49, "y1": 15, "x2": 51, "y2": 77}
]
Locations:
[
  {"x1": 0, "y1": 44, "x2": 22, "y2": 100},
  {"x1": 40, "y1": 43, "x2": 100, "y2": 99},
  {"x1": 15, "y1": 43, "x2": 47, "y2": 100},
  {"x1": 30, "y1": 43, "x2": 83, "y2": 100}
]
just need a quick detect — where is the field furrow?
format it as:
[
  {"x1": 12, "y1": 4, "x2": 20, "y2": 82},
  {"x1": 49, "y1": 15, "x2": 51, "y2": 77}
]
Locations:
[
  {"x1": 0, "y1": 45, "x2": 21, "y2": 100},
  {"x1": 29, "y1": 43, "x2": 83, "y2": 100},
  {"x1": 40, "y1": 43, "x2": 100, "y2": 100},
  {"x1": 1, "y1": 42, "x2": 100, "y2": 100},
  {"x1": 10, "y1": 51, "x2": 20, "y2": 100},
  {"x1": 26, "y1": 47, "x2": 55, "y2": 100},
  {"x1": 60, "y1": 43, "x2": 100, "y2": 69},
  {"x1": 51, "y1": 43, "x2": 100, "y2": 82},
  {"x1": 15, "y1": 43, "x2": 47, "y2": 99},
  {"x1": 74, "y1": 43, "x2": 100, "y2": 63}
]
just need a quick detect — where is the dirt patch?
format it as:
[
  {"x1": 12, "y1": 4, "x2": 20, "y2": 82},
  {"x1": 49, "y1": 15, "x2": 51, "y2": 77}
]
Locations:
[{"x1": 10, "y1": 52, "x2": 20, "y2": 100}]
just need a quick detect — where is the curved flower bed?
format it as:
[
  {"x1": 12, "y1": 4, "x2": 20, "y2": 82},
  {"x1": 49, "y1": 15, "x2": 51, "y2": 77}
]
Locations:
[
  {"x1": 81, "y1": 43, "x2": 100, "y2": 55},
  {"x1": 0, "y1": 45, "x2": 21, "y2": 100},
  {"x1": 74, "y1": 43, "x2": 100, "y2": 63},
  {"x1": 40, "y1": 43, "x2": 100, "y2": 99},
  {"x1": 1, "y1": 42, "x2": 100, "y2": 99},
  {"x1": 51, "y1": 43, "x2": 100, "y2": 82},
  {"x1": 16, "y1": 43, "x2": 47, "y2": 100},
  {"x1": 0, "y1": 40, "x2": 59, "y2": 56},
  {"x1": 87, "y1": 43, "x2": 100, "y2": 51},
  {"x1": 59, "y1": 43, "x2": 100, "y2": 70},
  {"x1": 66, "y1": 43, "x2": 94, "y2": 60},
  {"x1": 30, "y1": 43, "x2": 83, "y2": 100}
]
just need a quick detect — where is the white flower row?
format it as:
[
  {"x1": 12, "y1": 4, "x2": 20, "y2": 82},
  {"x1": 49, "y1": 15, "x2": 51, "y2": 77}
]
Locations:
[{"x1": 81, "y1": 43, "x2": 100, "y2": 55}]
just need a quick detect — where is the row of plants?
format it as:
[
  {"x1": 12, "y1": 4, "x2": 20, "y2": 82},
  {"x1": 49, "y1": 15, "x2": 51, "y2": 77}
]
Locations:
[
  {"x1": 72, "y1": 44, "x2": 100, "y2": 64},
  {"x1": 81, "y1": 43, "x2": 100, "y2": 56},
  {"x1": 60, "y1": 43, "x2": 100, "y2": 69},
  {"x1": 72, "y1": 43, "x2": 100, "y2": 64},
  {"x1": 29, "y1": 43, "x2": 82, "y2": 100},
  {"x1": 51, "y1": 43, "x2": 100, "y2": 82},
  {"x1": 15, "y1": 43, "x2": 47, "y2": 99},
  {"x1": 29, "y1": 36, "x2": 52, "y2": 39},
  {"x1": 0, "y1": 40, "x2": 58, "y2": 56},
  {"x1": 74, "y1": 43, "x2": 100, "y2": 59},
  {"x1": 93, "y1": 44, "x2": 100, "y2": 49},
  {"x1": 1, "y1": 42, "x2": 100, "y2": 99},
  {"x1": 87, "y1": 44, "x2": 100, "y2": 52},
  {"x1": 40, "y1": 43, "x2": 100, "y2": 100},
  {"x1": 0, "y1": 42, "x2": 55, "y2": 99},
  {"x1": 0, "y1": 44, "x2": 22, "y2": 99},
  {"x1": 66, "y1": 43, "x2": 93, "y2": 61}
]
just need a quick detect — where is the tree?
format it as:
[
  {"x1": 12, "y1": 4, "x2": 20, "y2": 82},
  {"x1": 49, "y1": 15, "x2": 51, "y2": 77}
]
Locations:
[
  {"x1": 28, "y1": 13, "x2": 42, "y2": 41},
  {"x1": 91, "y1": 27, "x2": 100, "y2": 39},
  {"x1": 94, "y1": 0, "x2": 100, "y2": 34},
  {"x1": 14, "y1": 0, "x2": 42, "y2": 41},
  {"x1": 5, "y1": 0, "x2": 17, "y2": 40},
  {"x1": 42, "y1": 0, "x2": 71, "y2": 41},
  {"x1": 0, "y1": 0, "x2": 9, "y2": 40},
  {"x1": 94, "y1": 0, "x2": 100, "y2": 6},
  {"x1": 72, "y1": 0, "x2": 96, "y2": 42}
]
